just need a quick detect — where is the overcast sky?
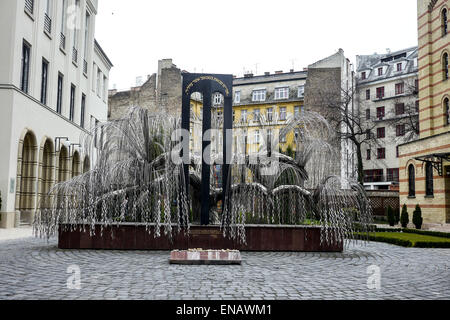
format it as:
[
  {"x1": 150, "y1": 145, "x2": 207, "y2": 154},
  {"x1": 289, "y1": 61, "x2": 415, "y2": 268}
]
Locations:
[{"x1": 95, "y1": 0, "x2": 418, "y2": 90}]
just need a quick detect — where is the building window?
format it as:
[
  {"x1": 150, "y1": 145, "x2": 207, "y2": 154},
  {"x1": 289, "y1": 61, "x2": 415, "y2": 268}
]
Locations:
[
  {"x1": 408, "y1": 164, "x2": 415, "y2": 197},
  {"x1": 387, "y1": 168, "x2": 399, "y2": 182},
  {"x1": 443, "y1": 8, "x2": 448, "y2": 36},
  {"x1": 20, "y1": 41, "x2": 31, "y2": 93},
  {"x1": 298, "y1": 86, "x2": 305, "y2": 98},
  {"x1": 213, "y1": 93, "x2": 222, "y2": 105},
  {"x1": 44, "y1": 0, "x2": 52, "y2": 33},
  {"x1": 366, "y1": 89, "x2": 370, "y2": 100},
  {"x1": 40, "y1": 59, "x2": 49, "y2": 105},
  {"x1": 364, "y1": 169, "x2": 383, "y2": 183},
  {"x1": 378, "y1": 67, "x2": 383, "y2": 76},
  {"x1": 279, "y1": 131, "x2": 287, "y2": 143},
  {"x1": 444, "y1": 97, "x2": 450, "y2": 125},
  {"x1": 80, "y1": 94, "x2": 86, "y2": 128},
  {"x1": 253, "y1": 109, "x2": 260, "y2": 121},
  {"x1": 103, "y1": 76, "x2": 107, "y2": 101},
  {"x1": 377, "y1": 127, "x2": 385, "y2": 139},
  {"x1": 56, "y1": 73, "x2": 63, "y2": 114},
  {"x1": 396, "y1": 146, "x2": 400, "y2": 158},
  {"x1": 279, "y1": 107, "x2": 287, "y2": 121},
  {"x1": 376, "y1": 87, "x2": 384, "y2": 99},
  {"x1": 395, "y1": 103, "x2": 405, "y2": 115},
  {"x1": 415, "y1": 79, "x2": 419, "y2": 92},
  {"x1": 275, "y1": 87, "x2": 289, "y2": 100},
  {"x1": 396, "y1": 124, "x2": 405, "y2": 137},
  {"x1": 97, "y1": 69, "x2": 102, "y2": 96},
  {"x1": 395, "y1": 83, "x2": 404, "y2": 95},
  {"x1": 241, "y1": 110, "x2": 247, "y2": 122},
  {"x1": 252, "y1": 89, "x2": 266, "y2": 102},
  {"x1": 377, "y1": 148, "x2": 386, "y2": 159},
  {"x1": 234, "y1": 91, "x2": 241, "y2": 104},
  {"x1": 443, "y1": 52, "x2": 449, "y2": 80},
  {"x1": 425, "y1": 162, "x2": 434, "y2": 196},
  {"x1": 70, "y1": 84, "x2": 76, "y2": 121},
  {"x1": 366, "y1": 129, "x2": 371, "y2": 139},
  {"x1": 267, "y1": 108, "x2": 273, "y2": 122},
  {"x1": 232, "y1": 110, "x2": 235, "y2": 122},
  {"x1": 376, "y1": 106, "x2": 385, "y2": 120},
  {"x1": 366, "y1": 109, "x2": 370, "y2": 120},
  {"x1": 254, "y1": 130, "x2": 260, "y2": 145},
  {"x1": 397, "y1": 63, "x2": 402, "y2": 72},
  {"x1": 361, "y1": 72, "x2": 366, "y2": 80},
  {"x1": 60, "y1": 0, "x2": 67, "y2": 50},
  {"x1": 366, "y1": 149, "x2": 371, "y2": 160},
  {"x1": 84, "y1": 11, "x2": 90, "y2": 61}
]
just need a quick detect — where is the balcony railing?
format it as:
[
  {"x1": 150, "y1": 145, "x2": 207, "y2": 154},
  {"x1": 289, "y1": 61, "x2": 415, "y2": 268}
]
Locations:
[
  {"x1": 25, "y1": 0, "x2": 34, "y2": 14},
  {"x1": 72, "y1": 48, "x2": 78, "y2": 64},
  {"x1": 364, "y1": 175, "x2": 399, "y2": 183},
  {"x1": 44, "y1": 14, "x2": 52, "y2": 34},
  {"x1": 60, "y1": 33, "x2": 66, "y2": 50}
]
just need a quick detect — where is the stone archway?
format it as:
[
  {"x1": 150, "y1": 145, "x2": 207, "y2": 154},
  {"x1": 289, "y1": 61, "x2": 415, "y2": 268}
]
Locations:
[
  {"x1": 83, "y1": 156, "x2": 90, "y2": 173},
  {"x1": 15, "y1": 130, "x2": 38, "y2": 224},
  {"x1": 72, "y1": 151, "x2": 81, "y2": 178},
  {"x1": 57, "y1": 146, "x2": 70, "y2": 183},
  {"x1": 38, "y1": 138, "x2": 55, "y2": 209}
]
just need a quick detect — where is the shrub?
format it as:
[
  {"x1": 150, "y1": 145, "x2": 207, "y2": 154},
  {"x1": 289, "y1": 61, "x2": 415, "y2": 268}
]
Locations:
[
  {"x1": 387, "y1": 206, "x2": 395, "y2": 227},
  {"x1": 400, "y1": 204, "x2": 409, "y2": 228},
  {"x1": 414, "y1": 241, "x2": 450, "y2": 248},
  {"x1": 402, "y1": 228, "x2": 450, "y2": 239},
  {"x1": 412, "y1": 204, "x2": 423, "y2": 230},
  {"x1": 365, "y1": 235, "x2": 412, "y2": 247},
  {"x1": 394, "y1": 208, "x2": 400, "y2": 225}
]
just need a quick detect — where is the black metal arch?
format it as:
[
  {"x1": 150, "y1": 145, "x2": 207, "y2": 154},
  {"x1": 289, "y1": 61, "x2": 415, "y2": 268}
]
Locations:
[{"x1": 182, "y1": 73, "x2": 233, "y2": 225}]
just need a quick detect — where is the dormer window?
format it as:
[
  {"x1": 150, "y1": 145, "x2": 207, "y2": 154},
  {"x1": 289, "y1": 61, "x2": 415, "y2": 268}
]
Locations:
[
  {"x1": 361, "y1": 72, "x2": 366, "y2": 80},
  {"x1": 252, "y1": 89, "x2": 266, "y2": 102},
  {"x1": 397, "y1": 63, "x2": 402, "y2": 72},
  {"x1": 275, "y1": 87, "x2": 289, "y2": 100},
  {"x1": 378, "y1": 67, "x2": 383, "y2": 76}
]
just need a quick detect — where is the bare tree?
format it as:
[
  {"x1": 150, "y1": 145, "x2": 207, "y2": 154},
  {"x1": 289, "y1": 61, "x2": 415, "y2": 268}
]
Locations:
[{"x1": 305, "y1": 73, "x2": 380, "y2": 186}]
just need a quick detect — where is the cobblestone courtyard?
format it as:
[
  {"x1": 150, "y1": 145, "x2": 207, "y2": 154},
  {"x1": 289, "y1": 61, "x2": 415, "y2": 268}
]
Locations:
[{"x1": 0, "y1": 236, "x2": 449, "y2": 300}]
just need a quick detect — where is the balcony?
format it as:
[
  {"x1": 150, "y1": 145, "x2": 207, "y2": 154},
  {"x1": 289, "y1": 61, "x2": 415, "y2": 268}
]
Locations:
[
  {"x1": 44, "y1": 14, "x2": 52, "y2": 34},
  {"x1": 60, "y1": 33, "x2": 66, "y2": 51},
  {"x1": 364, "y1": 175, "x2": 399, "y2": 183},
  {"x1": 83, "y1": 59, "x2": 88, "y2": 75},
  {"x1": 72, "y1": 48, "x2": 78, "y2": 64},
  {"x1": 371, "y1": 90, "x2": 415, "y2": 102},
  {"x1": 25, "y1": 0, "x2": 34, "y2": 15}
]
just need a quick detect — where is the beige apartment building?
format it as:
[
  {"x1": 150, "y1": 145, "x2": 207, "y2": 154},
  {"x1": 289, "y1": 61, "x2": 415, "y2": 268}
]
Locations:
[{"x1": 0, "y1": 0, "x2": 112, "y2": 228}]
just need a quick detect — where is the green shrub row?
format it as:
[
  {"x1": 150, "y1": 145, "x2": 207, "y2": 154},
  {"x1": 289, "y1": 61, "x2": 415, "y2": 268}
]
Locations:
[
  {"x1": 402, "y1": 228, "x2": 450, "y2": 239},
  {"x1": 414, "y1": 241, "x2": 450, "y2": 248},
  {"x1": 364, "y1": 235, "x2": 412, "y2": 247}
]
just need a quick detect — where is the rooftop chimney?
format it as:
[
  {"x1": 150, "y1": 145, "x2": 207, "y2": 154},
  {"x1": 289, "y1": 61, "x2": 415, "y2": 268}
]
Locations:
[
  {"x1": 275, "y1": 70, "x2": 283, "y2": 74},
  {"x1": 290, "y1": 69, "x2": 294, "y2": 73},
  {"x1": 264, "y1": 72, "x2": 270, "y2": 76},
  {"x1": 244, "y1": 73, "x2": 254, "y2": 78}
]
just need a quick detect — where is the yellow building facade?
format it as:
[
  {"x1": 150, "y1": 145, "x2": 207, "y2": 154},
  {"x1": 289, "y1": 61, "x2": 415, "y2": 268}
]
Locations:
[{"x1": 398, "y1": 0, "x2": 450, "y2": 225}]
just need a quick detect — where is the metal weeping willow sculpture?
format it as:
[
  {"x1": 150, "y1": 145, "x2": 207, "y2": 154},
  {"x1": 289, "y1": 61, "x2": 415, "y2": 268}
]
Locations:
[
  {"x1": 34, "y1": 107, "x2": 191, "y2": 239},
  {"x1": 34, "y1": 78, "x2": 373, "y2": 247}
]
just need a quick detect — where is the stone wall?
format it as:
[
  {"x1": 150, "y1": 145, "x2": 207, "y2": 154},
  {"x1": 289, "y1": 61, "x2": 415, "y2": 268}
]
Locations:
[{"x1": 108, "y1": 59, "x2": 182, "y2": 120}]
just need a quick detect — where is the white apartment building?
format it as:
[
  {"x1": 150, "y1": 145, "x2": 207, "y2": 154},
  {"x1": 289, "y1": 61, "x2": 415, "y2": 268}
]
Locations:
[
  {"x1": 0, "y1": 0, "x2": 112, "y2": 228},
  {"x1": 356, "y1": 47, "x2": 418, "y2": 190}
]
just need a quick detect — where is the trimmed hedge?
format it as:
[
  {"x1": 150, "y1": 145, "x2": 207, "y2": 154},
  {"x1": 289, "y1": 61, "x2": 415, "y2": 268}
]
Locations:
[
  {"x1": 402, "y1": 228, "x2": 450, "y2": 239},
  {"x1": 414, "y1": 241, "x2": 450, "y2": 248},
  {"x1": 364, "y1": 235, "x2": 412, "y2": 247}
]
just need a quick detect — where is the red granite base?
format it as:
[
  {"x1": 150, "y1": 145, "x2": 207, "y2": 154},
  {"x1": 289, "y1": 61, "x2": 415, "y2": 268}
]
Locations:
[{"x1": 58, "y1": 224, "x2": 343, "y2": 252}]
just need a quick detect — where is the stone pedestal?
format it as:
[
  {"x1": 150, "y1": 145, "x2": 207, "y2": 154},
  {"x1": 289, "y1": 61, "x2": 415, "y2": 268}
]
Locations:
[
  {"x1": 170, "y1": 249, "x2": 242, "y2": 265},
  {"x1": 0, "y1": 212, "x2": 16, "y2": 229}
]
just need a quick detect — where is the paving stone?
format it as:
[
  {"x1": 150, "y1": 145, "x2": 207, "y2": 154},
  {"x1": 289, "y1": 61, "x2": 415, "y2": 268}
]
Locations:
[{"x1": 0, "y1": 237, "x2": 449, "y2": 300}]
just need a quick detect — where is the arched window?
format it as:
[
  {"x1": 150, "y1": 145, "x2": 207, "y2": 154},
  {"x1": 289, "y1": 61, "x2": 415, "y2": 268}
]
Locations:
[
  {"x1": 408, "y1": 164, "x2": 415, "y2": 197},
  {"x1": 444, "y1": 98, "x2": 450, "y2": 126},
  {"x1": 443, "y1": 9, "x2": 448, "y2": 36},
  {"x1": 443, "y1": 53, "x2": 449, "y2": 80},
  {"x1": 425, "y1": 162, "x2": 434, "y2": 196}
]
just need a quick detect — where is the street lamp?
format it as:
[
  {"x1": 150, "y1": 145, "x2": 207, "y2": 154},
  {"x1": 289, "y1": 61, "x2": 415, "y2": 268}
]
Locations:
[{"x1": 55, "y1": 137, "x2": 71, "y2": 153}]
